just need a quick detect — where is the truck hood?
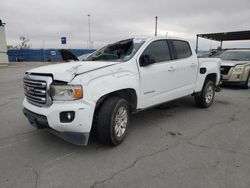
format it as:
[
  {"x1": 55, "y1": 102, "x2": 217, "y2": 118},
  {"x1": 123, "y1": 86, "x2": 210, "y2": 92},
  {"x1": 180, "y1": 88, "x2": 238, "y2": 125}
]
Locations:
[
  {"x1": 221, "y1": 60, "x2": 249, "y2": 67},
  {"x1": 26, "y1": 61, "x2": 118, "y2": 82}
]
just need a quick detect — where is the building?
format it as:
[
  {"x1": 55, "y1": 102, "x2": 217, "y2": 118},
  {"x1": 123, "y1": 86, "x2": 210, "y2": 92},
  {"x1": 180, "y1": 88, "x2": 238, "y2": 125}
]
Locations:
[{"x1": 0, "y1": 20, "x2": 9, "y2": 64}]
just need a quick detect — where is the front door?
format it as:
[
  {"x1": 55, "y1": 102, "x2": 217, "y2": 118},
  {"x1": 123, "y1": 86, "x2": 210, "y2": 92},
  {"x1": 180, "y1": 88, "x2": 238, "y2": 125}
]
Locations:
[{"x1": 138, "y1": 40, "x2": 180, "y2": 108}]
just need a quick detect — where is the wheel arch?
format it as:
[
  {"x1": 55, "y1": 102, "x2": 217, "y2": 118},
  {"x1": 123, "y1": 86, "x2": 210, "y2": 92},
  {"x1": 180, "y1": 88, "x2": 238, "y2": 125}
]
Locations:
[
  {"x1": 205, "y1": 73, "x2": 217, "y2": 84},
  {"x1": 95, "y1": 88, "x2": 138, "y2": 113},
  {"x1": 195, "y1": 69, "x2": 220, "y2": 93}
]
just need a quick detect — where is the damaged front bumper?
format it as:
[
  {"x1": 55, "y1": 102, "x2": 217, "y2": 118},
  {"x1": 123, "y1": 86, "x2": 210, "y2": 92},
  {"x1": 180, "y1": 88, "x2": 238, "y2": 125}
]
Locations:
[
  {"x1": 23, "y1": 98, "x2": 95, "y2": 145},
  {"x1": 23, "y1": 108, "x2": 90, "y2": 145}
]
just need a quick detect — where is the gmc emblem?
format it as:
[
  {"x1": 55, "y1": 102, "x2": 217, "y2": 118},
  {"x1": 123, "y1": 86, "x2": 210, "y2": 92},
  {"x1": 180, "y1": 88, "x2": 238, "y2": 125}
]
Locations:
[{"x1": 25, "y1": 86, "x2": 34, "y2": 94}]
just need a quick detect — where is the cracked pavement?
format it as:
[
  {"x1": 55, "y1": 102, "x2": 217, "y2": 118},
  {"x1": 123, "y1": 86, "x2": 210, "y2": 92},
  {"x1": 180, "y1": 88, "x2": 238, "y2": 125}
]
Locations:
[{"x1": 1, "y1": 62, "x2": 250, "y2": 188}]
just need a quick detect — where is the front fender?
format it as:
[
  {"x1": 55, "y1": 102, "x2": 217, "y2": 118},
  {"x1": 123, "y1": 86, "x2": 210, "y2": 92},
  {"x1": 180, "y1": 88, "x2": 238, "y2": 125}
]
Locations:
[{"x1": 71, "y1": 63, "x2": 140, "y2": 106}]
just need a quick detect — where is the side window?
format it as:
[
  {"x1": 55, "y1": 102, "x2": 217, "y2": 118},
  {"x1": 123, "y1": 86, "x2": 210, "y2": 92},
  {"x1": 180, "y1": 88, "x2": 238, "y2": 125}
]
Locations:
[
  {"x1": 172, "y1": 40, "x2": 192, "y2": 59},
  {"x1": 142, "y1": 40, "x2": 171, "y2": 63}
]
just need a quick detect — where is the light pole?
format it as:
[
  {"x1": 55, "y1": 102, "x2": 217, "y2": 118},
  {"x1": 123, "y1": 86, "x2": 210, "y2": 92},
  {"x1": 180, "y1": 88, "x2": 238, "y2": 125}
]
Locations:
[
  {"x1": 87, "y1": 14, "x2": 91, "y2": 49},
  {"x1": 42, "y1": 40, "x2": 45, "y2": 62}
]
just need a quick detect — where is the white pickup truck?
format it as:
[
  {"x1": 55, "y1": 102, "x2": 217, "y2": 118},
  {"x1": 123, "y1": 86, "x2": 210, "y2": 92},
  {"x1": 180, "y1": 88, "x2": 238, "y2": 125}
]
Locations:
[{"x1": 23, "y1": 36, "x2": 221, "y2": 146}]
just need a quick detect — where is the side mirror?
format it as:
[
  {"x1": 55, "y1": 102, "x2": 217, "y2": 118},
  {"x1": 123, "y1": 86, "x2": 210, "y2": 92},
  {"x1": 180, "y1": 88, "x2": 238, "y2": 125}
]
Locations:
[{"x1": 139, "y1": 54, "x2": 155, "y2": 67}]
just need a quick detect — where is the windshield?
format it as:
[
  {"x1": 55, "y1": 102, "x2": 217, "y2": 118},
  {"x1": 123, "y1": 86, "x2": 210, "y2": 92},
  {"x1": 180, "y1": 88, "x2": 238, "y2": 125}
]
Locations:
[
  {"x1": 217, "y1": 51, "x2": 250, "y2": 61},
  {"x1": 86, "y1": 38, "x2": 145, "y2": 62},
  {"x1": 78, "y1": 53, "x2": 91, "y2": 61}
]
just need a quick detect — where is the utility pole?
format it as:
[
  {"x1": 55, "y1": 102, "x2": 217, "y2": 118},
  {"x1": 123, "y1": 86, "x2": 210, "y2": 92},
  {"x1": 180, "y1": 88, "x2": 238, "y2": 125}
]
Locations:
[
  {"x1": 87, "y1": 14, "x2": 91, "y2": 49},
  {"x1": 155, "y1": 16, "x2": 158, "y2": 36},
  {"x1": 42, "y1": 40, "x2": 45, "y2": 62}
]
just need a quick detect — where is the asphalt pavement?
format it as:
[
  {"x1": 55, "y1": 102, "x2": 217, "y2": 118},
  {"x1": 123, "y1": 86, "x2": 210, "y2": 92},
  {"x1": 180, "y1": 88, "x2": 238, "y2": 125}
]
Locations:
[{"x1": 0, "y1": 62, "x2": 250, "y2": 188}]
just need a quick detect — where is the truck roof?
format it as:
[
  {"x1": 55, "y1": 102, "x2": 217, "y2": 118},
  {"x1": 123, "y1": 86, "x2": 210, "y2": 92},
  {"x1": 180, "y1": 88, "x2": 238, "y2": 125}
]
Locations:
[{"x1": 133, "y1": 36, "x2": 189, "y2": 42}]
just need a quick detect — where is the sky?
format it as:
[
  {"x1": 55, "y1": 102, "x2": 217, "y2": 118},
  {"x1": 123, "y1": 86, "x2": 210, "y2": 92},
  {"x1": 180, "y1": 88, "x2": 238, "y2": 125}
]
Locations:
[{"x1": 1, "y1": 0, "x2": 250, "y2": 50}]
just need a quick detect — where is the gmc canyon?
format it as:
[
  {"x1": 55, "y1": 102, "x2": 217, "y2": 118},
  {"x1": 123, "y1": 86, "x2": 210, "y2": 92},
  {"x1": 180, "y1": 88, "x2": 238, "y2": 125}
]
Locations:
[{"x1": 23, "y1": 36, "x2": 221, "y2": 146}]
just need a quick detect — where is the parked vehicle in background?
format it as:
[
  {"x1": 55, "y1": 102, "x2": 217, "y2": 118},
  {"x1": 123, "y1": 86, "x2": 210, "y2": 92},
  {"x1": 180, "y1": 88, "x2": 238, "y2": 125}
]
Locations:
[
  {"x1": 23, "y1": 36, "x2": 221, "y2": 146},
  {"x1": 214, "y1": 49, "x2": 250, "y2": 88},
  {"x1": 197, "y1": 51, "x2": 212, "y2": 58},
  {"x1": 196, "y1": 30, "x2": 250, "y2": 89}
]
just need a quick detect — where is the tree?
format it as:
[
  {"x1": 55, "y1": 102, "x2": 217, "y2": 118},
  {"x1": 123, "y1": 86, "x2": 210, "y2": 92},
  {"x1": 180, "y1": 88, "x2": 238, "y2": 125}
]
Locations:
[{"x1": 14, "y1": 36, "x2": 31, "y2": 49}]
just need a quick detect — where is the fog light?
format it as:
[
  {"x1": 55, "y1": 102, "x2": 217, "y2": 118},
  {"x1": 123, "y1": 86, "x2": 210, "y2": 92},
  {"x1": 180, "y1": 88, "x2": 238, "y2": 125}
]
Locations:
[{"x1": 60, "y1": 111, "x2": 75, "y2": 123}]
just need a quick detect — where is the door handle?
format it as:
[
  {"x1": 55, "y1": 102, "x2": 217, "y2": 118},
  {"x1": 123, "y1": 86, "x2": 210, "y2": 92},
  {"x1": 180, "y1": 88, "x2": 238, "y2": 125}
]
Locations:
[
  {"x1": 168, "y1": 66, "x2": 176, "y2": 72},
  {"x1": 190, "y1": 63, "x2": 197, "y2": 68}
]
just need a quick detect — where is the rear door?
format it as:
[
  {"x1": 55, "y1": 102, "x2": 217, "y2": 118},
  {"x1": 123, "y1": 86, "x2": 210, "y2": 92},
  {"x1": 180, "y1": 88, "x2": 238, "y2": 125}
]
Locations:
[
  {"x1": 170, "y1": 40, "x2": 198, "y2": 93},
  {"x1": 138, "y1": 40, "x2": 180, "y2": 108}
]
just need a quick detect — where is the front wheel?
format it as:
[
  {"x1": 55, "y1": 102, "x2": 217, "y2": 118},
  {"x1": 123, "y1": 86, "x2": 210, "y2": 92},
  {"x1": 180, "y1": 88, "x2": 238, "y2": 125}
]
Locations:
[
  {"x1": 194, "y1": 80, "x2": 215, "y2": 108},
  {"x1": 96, "y1": 96, "x2": 130, "y2": 146}
]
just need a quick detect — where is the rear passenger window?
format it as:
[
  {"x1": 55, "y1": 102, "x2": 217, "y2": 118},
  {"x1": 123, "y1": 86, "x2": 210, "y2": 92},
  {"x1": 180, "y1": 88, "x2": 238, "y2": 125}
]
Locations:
[
  {"x1": 142, "y1": 40, "x2": 171, "y2": 63},
  {"x1": 172, "y1": 40, "x2": 192, "y2": 59}
]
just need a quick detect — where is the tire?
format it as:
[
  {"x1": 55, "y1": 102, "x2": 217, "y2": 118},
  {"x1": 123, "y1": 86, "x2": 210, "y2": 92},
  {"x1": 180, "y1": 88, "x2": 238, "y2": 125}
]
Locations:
[
  {"x1": 195, "y1": 80, "x2": 215, "y2": 108},
  {"x1": 243, "y1": 72, "x2": 250, "y2": 89},
  {"x1": 96, "y1": 96, "x2": 130, "y2": 146}
]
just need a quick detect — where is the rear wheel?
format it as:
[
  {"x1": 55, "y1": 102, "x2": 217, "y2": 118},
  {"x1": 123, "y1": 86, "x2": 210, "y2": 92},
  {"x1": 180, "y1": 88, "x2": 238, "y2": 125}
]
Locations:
[
  {"x1": 195, "y1": 80, "x2": 215, "y2": 108},
  {"x1": 96, "y1": 96, "x2": 130, "y2": 146}
]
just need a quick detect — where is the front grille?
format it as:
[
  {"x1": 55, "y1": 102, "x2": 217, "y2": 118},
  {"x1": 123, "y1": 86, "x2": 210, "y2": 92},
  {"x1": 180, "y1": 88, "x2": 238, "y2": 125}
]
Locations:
[
  {"x1": 220, "y1": 66, "x2": 232, "y2": 75},
  {"x1": 23, "y1": 74, "x2": 53, "y2": 107}
]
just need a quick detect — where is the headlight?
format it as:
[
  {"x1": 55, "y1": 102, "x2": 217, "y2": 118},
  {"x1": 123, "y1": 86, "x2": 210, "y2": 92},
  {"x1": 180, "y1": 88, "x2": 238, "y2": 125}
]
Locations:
[
  {"x1": 233, "y1": 65, "x2": 245, "y2": 72},
  {"x1": 50, "y1": 85, "x2": 83, "y2": 101}
]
